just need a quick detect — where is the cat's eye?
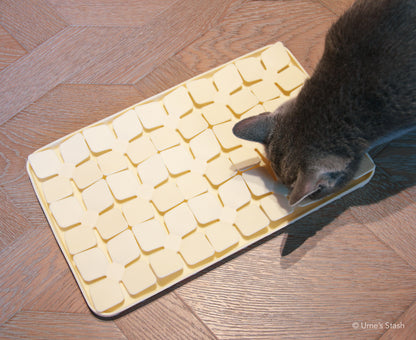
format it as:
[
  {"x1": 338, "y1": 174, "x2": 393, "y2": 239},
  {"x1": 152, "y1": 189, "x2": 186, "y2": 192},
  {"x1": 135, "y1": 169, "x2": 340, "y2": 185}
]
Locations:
[{"x1": 328, "y1": 171, "x2": 342, "y2": 180}]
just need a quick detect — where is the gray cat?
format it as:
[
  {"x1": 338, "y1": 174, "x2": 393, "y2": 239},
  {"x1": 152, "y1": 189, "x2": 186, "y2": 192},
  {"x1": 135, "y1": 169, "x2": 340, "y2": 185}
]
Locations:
[{"x1": 233, "y1": 0, "x2": 416, "y2": 205}]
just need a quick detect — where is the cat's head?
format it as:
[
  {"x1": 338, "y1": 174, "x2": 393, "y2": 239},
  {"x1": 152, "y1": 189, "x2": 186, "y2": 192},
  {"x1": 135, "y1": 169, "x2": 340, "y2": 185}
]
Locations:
[{"x1": 233, "y1": 99, "x2": 357, "y2": 205}]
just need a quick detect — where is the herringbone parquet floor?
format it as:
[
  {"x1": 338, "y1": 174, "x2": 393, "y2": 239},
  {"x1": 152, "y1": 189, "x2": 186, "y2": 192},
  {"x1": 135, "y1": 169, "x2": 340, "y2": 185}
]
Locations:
[{"x1": 0, "y1": 1, "x2": 415, "y2": 339}]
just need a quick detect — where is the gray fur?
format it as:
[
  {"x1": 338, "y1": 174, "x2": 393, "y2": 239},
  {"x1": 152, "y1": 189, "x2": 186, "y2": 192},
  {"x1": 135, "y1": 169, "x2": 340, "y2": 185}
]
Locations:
[{"x1": 233, "y1": 0, "x2": 416, "y2": 205}]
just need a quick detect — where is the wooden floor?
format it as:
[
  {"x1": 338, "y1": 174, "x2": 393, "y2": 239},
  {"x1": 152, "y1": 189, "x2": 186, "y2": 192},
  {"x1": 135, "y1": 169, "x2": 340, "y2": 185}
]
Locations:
[{"x1": 1, "y1": 0, "x2": 415, "y2": 339}]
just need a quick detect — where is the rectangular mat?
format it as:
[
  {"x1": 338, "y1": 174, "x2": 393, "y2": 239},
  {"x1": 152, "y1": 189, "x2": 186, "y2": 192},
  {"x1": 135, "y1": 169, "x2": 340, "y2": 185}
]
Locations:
[{"x1": 27, "y1": 42, "x2": 375, "y2": 317}]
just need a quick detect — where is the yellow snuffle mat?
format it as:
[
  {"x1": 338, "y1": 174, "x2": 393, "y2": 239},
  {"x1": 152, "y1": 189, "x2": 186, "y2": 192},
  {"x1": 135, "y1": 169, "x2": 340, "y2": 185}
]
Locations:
[{"x1": 27, "y1": 42, "x2": 375, "y2": 317}]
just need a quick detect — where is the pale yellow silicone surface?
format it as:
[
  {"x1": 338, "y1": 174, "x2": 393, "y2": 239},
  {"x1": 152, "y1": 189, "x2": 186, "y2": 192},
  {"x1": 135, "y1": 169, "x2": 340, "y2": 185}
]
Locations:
[{"x1": 27, "y1": 42, "x2": 375, "y2": 317}]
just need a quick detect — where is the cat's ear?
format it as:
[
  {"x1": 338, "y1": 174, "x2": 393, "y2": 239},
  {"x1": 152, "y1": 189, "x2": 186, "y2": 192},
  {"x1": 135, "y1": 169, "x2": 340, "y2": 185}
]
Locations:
[
  {"x1": 232, "y1": 112, "x2": 275, "y2": 144},
  {"x1": 289, "y1": 155, "x2": 350, "y2": 206},
  {"x1": 288, "y1": 170, "x2": 323, "y2": 206}
]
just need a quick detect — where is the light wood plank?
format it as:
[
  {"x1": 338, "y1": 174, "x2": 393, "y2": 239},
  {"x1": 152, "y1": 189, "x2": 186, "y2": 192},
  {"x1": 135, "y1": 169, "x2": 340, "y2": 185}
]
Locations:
[
  {"x1": 344, "y1": 168, "x2": 416, "y2": 271},
  {"x1": 0, "y1": 179, "x2": 52, "y2": 230},
  {"x1": 0, "y1": 27, "x2": 141, "y2": 125},
  {"x1": 0, "y1": 227, "x2": 68, "y2": 325},
  {"x1": 47, "y1": 0, "x2": 174, "y2": 26},
  {"x1": 0, "y1": 0, "x2": 67, "y2": 51},
  {"x1": 0, "y1": 25, "x2": 26, "y2": 72},
  {"x1": 316, "y1": 0, "x2": 355, "y2": 15},
  {"x1": 134, "y1": 55, "x2": 197, "y2": 99},
  {"x1": 0, "y1": 187, "x2": 30, "y2": 252},
  {"x1": 24, "y1": 270, "x2": 90, "y2": 314},
  {"x1": 176, "y1": 0, "x2": 336, "y2": 77},
  {"x1": 66, "y1": 0, "x2": 243, "y2": 85},
  {"x1": 380, "y1": 300, "x2": 416, "y2": 339},
  {"x1": 176, "y1": 206, "x2": 416, "y2": 339},
  {"x1": 115, "y1": 293, "x2": 216, "y2": 340},
  {"x1": 0, "y1": 311, "x2": 127, "y2": 339}
]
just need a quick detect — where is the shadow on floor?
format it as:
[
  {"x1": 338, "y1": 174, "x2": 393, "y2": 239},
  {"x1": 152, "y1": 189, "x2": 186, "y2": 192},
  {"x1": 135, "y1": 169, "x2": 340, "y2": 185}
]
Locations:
[{"x1": 279, "y1": 130, "x2": 416, "y2": 266}]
